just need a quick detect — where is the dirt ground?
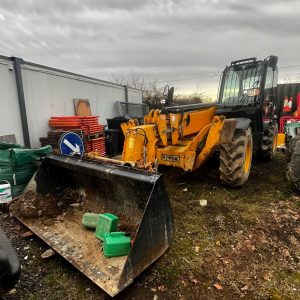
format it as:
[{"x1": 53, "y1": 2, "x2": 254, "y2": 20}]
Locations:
[{"x1": 1, "y1": 153, "x2": 300, "y2": 300}]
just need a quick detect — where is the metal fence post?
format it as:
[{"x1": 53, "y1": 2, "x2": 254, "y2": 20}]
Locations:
[{"x1": 11, "y1": 56, "x2": 30, "y2": 148}]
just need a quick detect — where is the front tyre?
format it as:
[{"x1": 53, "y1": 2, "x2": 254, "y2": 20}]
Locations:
[{"x1": 219, "y1": 128, "x2": 253, "y2": 187}]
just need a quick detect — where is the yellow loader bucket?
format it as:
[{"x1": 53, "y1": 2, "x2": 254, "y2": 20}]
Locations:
[{"x1": 10, "y1": 154, "x2": 173, "y2": 297}]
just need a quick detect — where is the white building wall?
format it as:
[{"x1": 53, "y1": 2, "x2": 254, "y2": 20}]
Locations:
[
  {"x1": 0, "y1": 57, "x2": 143, "y2": 148},
  {"x1": 20, "y1": 63, "x2": 142, "y2": 148},
  {"x1": 0, "y1": 58, "x2": 24, "y2": 145}
]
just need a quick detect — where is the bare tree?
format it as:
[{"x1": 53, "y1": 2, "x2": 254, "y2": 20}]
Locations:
[
  {"x1": 173, "y1": 89, "x2": 207, "y2": 104},
  {"x1": 109, "y1": 73, "x2": 208, "y2": 108},
  {"x1": 110, "y1": 72, "x2": 149, "y2": 91},
  {"x1": 110, "y1": 73, "x2": 165, "y2": 108}
]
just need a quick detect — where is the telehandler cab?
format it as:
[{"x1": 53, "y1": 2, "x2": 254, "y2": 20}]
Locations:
[{"x1": 216, "y1": 55, "x2": 279, "y2": 185}]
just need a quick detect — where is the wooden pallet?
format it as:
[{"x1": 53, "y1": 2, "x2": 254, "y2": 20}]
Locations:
[{"x1": 86, "y1": 132, "x2": 105, "y2": 141}]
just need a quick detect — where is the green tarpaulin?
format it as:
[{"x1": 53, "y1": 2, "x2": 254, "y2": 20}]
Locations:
[
  {"x1": 0, "y1": 141, "x2": 24, "y2": 150},
  {"x1": 0, "y1": 142, "x2": 52, "y2": 196}
]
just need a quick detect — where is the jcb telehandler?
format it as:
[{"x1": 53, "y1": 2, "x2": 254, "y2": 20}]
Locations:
[
  {"x1": 115, "y1": 55, "x2": 279, "y2": 186},
  {"x1": 12, "y1": 55, "x2": 278, "y2": 296}
]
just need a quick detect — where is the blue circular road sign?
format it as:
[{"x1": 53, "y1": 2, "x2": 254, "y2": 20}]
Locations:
[{"x1": 59, "y1": 132, "x2": 84, "y2": 157}]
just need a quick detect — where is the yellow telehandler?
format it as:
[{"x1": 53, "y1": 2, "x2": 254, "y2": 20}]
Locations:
[{"x1": 11, "y1": 55, "x2": 279, "y2": 296}]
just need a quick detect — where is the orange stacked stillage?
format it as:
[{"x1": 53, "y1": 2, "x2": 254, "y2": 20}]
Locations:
[{"x1": 49, "y1": 116, "x2": 106, "y2": 156}]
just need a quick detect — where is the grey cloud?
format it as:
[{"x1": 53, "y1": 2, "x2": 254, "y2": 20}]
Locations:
[{"x1": 0, "y1": 0, "x2": 299, "y2": 98}]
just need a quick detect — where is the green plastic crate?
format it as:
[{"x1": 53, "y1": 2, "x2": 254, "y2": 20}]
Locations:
[
  {"x1": 103, "y1": 232, "x2": 131, "y2": 257},
  {"x1": 82, "y1": 213, "x2": 101, "y2": 229},
  {"x1": 95, "y1": 213, "x2": 119, "y2": 241}
]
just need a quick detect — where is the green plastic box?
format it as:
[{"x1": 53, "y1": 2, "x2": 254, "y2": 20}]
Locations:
[
  {"x1": 81, "y1": 213, "x2": 101, "y2": 229},
  {"x1": 103, "y1": 232, "x2": 131, "y2": 257},
  {"x1": 95, "y1": 213, "x2": 119, "y2": 241}
]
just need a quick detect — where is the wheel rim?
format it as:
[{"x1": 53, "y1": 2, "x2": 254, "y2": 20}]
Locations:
[{"x1": 244, "y1": 139, "x2": 252, "y2": 174}]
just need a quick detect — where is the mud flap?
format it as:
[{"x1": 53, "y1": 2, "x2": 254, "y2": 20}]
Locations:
[
  {"x1": 219, "y1": 119, "x2": 237, "y2": 145},
  {"x1": 12, "y1": 154, "x2": 174, "y2": 297}
]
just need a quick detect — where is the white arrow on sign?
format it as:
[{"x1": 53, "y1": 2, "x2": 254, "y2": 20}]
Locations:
[{"x1": 63, "y1": 139, "x2": 81, "y2": 154}]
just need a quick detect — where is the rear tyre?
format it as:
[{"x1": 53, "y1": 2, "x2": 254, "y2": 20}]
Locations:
[
  {"x1": 286, "y1": 137, "x2": 300, "y2": 192},
  {"x1": 286, "y1": 135, "x2": 300, "y2": 163},
  {"x1": 219, "y1": 128, "x2": 253, "y2": 187},
  {"x1": 258, "y1": 124, "x2": 278, "y2": 161}
]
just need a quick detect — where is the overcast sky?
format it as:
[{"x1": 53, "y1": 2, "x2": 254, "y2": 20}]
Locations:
[{"x1": 1, "y1": 0, "x2": 300, "y2": 99}]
